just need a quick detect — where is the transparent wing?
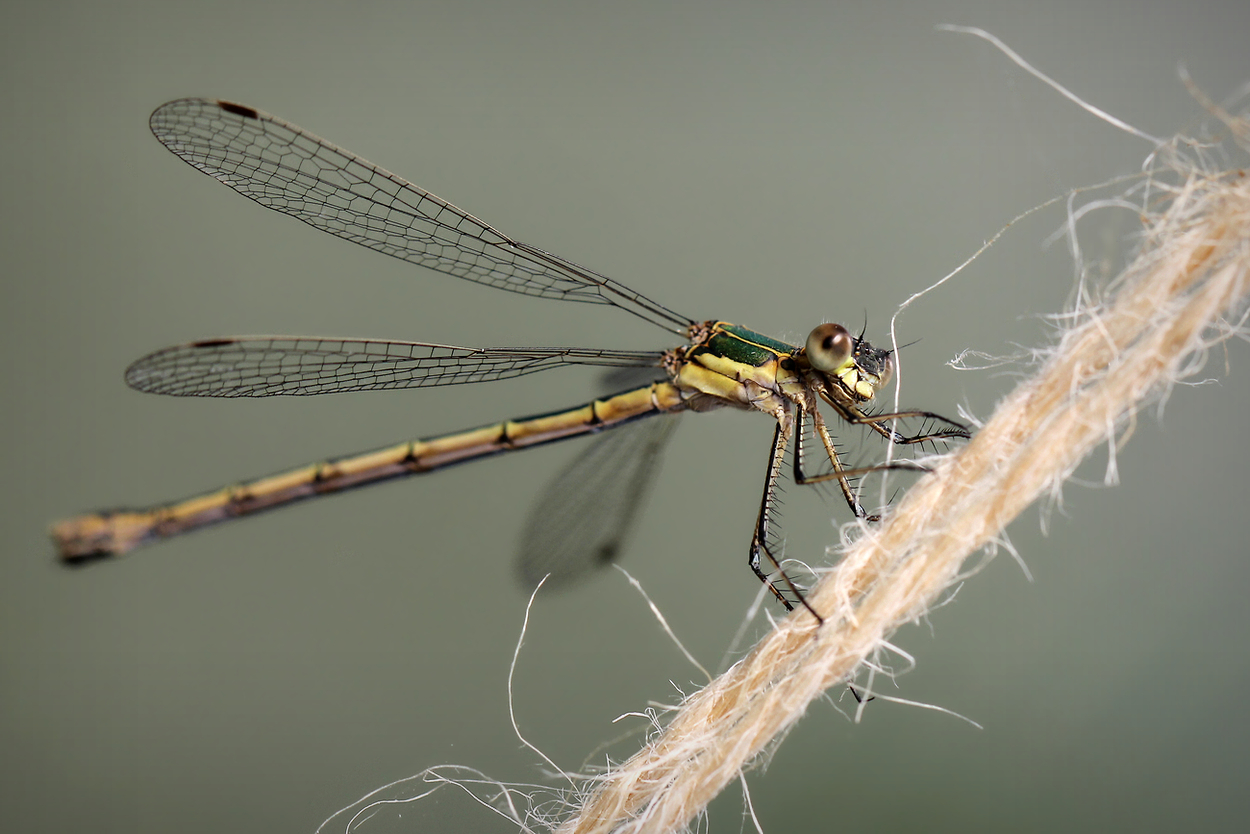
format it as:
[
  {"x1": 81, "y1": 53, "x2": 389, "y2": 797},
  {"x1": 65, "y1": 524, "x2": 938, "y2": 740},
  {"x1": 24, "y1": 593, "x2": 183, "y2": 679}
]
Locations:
[
  {"x1": 149, "y1": 99, "x2": 695, "y2": 335},
  {"x1": 516, "y1": 413, "x2": 681, "y2": 589},
  {"x1": 125, "y1": 336, "x2": 665, "y2": 398}
]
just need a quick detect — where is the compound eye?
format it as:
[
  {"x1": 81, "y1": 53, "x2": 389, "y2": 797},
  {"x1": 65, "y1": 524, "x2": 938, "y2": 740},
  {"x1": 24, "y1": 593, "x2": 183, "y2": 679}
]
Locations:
[{"x1": 805, "y1": 323, "x2": 853, "y2": 372}]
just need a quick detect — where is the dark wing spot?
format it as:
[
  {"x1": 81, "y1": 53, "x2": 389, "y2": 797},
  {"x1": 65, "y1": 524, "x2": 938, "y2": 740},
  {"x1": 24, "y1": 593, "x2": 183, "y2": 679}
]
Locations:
[
  {"x1": 217, "y1": 101, "x2": 260, "y2": 120},
  {"x1": 191, "y1": 338, "x2": 235, "y2": 348}
]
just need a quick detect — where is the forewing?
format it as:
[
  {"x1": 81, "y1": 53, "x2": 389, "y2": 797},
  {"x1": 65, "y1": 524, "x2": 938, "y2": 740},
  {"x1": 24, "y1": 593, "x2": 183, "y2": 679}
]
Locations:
[
  {"x1": 149, "y1": 99, "x2": 693, "y2": 334},
  {"x1": 124, "y1": 336, "x2": 664, "y2": 398}
]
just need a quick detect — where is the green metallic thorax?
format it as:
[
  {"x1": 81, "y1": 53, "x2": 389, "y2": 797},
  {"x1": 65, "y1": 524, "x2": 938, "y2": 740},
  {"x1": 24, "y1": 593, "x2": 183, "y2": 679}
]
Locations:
[
  {"x1": 696, "y1": 322, "x2": 797, "y2": 367},
  {"x1": 673, "y1": 321, "x2": 805, "y2": 412}
]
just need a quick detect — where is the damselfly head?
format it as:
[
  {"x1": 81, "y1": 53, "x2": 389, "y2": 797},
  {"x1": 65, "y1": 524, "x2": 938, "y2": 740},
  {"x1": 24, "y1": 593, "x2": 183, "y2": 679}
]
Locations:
[{"x1": 804, "y1": 323, "x2": 893, "y2": 400}]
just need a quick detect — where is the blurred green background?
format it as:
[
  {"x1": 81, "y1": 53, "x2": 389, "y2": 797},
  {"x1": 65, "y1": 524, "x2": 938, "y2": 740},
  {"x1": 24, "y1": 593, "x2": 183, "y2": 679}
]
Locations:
[{"x1": 3, "y1": 1, "x2": 1248, "y2": 831}]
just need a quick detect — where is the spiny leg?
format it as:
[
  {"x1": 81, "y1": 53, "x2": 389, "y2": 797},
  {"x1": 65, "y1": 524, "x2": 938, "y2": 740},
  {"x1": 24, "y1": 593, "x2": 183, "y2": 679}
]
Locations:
[
  {"x1": 794, "y1": 408, "x2": 864, "y2": 517},
  {"x1": 750, "y1": 419, "x2": 823, "y2": 624},
  {"x1": 848, "y1": 684, "x2": 875, "y2": 704},
  {"x1": 827, "y1": 401, "x2": 970, "y2": 446},
  {"x1": 792, "y1": 407, "x2": 930, "y2": 521}
]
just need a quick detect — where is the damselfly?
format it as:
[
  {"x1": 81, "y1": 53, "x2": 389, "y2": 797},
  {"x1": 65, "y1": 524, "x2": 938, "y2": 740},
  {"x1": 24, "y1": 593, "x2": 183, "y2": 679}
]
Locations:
[{"x1": 52, "y1": 99, "x2": 969, "y2": 620}]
